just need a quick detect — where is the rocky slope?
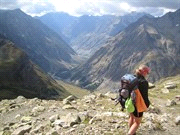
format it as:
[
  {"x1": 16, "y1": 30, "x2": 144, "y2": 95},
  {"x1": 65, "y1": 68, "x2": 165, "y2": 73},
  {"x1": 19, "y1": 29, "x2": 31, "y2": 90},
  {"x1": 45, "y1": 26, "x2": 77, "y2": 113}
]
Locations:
[
  {"x1": 0, "y1": 78, "x2": 180, "y2": 135},
  {"x1": 38, "y1": 12, "x2": 149, "y2": 57},
  {"x1": 0, "y1": 37, "x2": 70, "y2": 100},
  {"x1": 70, "y1": 9, "x2": 180, "y2": 90},
  {"x1": 0, "y1": 9, "x2": 77, "y2": 76}
]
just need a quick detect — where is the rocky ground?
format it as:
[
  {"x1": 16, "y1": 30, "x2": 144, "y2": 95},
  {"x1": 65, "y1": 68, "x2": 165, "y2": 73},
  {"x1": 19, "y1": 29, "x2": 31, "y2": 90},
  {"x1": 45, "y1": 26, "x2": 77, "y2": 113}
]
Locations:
[{"x1": 0, "y1": 90, "x2": 180, "y2": 135}]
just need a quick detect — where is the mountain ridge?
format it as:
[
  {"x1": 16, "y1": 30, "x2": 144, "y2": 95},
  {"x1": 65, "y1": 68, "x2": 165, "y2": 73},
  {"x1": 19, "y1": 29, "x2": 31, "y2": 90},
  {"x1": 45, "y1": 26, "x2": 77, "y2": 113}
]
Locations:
[
  {"x1": 0, "y1": 36, "x2": 70, "y2": 100},
  {"x1": 70, "y1": 9, "x2": 180, "y2": 90},
  {"x1": 0, "y1": 9, "x2": 77, "y2": 76}
]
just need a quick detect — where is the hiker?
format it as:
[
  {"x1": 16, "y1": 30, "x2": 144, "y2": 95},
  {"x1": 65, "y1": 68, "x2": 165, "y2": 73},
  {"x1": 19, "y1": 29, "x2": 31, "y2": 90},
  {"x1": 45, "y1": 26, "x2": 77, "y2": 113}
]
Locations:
[{"x1": 128, "y1": 65, "x2": 150, "y2": 135}]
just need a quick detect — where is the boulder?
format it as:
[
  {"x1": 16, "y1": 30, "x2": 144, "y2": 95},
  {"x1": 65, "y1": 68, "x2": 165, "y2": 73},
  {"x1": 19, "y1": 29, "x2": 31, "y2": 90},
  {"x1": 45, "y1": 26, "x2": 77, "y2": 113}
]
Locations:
[{"x1": 60, "y1": 113, "x2": 81, "y2": 127}]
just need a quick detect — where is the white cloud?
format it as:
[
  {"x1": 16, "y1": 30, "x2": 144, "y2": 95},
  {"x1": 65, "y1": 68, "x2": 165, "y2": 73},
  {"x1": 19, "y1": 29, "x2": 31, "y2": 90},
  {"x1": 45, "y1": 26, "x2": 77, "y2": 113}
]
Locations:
[{"x1": 0, "y1": 0, "x2": 179, "y2": 16}]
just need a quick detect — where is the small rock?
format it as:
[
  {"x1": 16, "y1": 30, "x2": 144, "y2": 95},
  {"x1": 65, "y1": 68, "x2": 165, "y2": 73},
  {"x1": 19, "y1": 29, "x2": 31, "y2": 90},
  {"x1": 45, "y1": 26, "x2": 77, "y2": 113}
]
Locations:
[
  {"x1": 15, "y1": 96, "x2": 26, "y2": 103},
  {"x1": 175, "y1": 95, "x2": 180, "y2": 101},
  {"x1": 21, "y1": 116, "x2": 32, "y2": 123},
  {"x1": 148, "y1": 106, "x2": 161, "y2": 114},
  {"x1": 12, "y1": 125, "x2": 32, "y2": 135},
  {"x1": 31, "y1": 106, "x2": 45, "y2": 116},
  {"x1": 166, "y1": 99, "x2": 177, "y2": 107},
  {"x1": 49, "y1": 104, "x2": 58, "y2": 109},
  {"x1": 0, "y1": 107, "x2": 7, "y2": 113},
  {"x1": 96, "y1": 93, "x2": 107, "y2": 99},
  {"x1": 69, "y1": 128, "x2": 76, "y2": 132},
  {"x1": 53, "y1": 119, "x2": 64, "y2": 127},
  {"x1": 63, "y1": 99, "x2": 71, "y2": 105},
  {"x1": 164, "y1": 82, "x2": 177, "y2": 89},
  {"x1": 1, "y1": 131, "x2": 11, "y2": 135},
  {"x1": 101, "y1": 112, "x2": 113, "y2": 117},
  {"x1": 15, "y1": 114, "x2": 21, "y2": 119},
  {"x1": 62, "y1": 105, "x2": 76, "y2": 109},
  {"x1": 161, "y1": 88, "x2": 169, "y2": 94},
  {"x1": 9, "y1": 122, "x2": 16, "y2": 126},
  {"x1": 63, "y1": 95, "x2": 76, "y2": 102},
  {"x1": 32, "y1": 106, "x2": 45, "y2": 113},
  {"x1": 149, "y1": 82, "x2": 155, "y2": 89},
  {"x1": 30, "y1": 124, "x2": 45, "y2": 134},
  {"x1": 49, "y1": 114, "x2": 60, "y2": 123},
  {"x1": 89, "y1": 116, "x2": 102, "y2": 124},
  {"x1": 175, "y1": 116, "x2": 180, "y2": 125},
  {"x1": 83, "y1": 94, "x2": 96, "y2": 101},
  {"x1": 46, "y1": 130, "x2": 59, "y2": 135},
  {"x1": 0, "y1": 131, "x2": 3, "y2": 135},
  {"x1": 3, "y1": 126, "x2": 10, "y2": 131}
]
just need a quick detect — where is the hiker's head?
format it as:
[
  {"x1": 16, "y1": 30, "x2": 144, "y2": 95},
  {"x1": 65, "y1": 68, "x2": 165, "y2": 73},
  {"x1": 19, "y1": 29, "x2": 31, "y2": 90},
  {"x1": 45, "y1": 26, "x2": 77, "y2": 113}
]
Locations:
[{"x1": 136, "y1": 65, "x2": 150, "y2": 77}]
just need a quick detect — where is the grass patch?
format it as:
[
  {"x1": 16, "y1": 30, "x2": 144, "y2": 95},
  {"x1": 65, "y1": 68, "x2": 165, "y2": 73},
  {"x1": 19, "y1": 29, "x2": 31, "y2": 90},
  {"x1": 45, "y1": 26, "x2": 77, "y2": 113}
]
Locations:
[
  {"x1": 82, "y1": 117, "x2": 91, "y2": 124},
  {"x1": 149, "y1": 75, "x2": 180, "y2": 99},
  {"x1": 56, "y1": 80, "x2": 90, "y2": 99},
  {"x1": 148, "y1": 75, "x2": 180, "y2": 116}
]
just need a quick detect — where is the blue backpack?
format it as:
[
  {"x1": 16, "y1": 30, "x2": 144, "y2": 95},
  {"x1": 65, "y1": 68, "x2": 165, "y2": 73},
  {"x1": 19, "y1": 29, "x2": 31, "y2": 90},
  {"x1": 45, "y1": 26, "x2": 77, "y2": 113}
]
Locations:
[{"x1": 118, "y1": 74, "x2": 138, "y2": 111}]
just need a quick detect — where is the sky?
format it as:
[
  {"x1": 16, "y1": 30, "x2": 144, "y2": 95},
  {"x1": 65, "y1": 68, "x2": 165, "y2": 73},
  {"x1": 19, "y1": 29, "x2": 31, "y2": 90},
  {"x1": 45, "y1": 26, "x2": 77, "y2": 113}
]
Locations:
[{"x1": 0, "y1": 0, "x2": 180, "y2": 17}]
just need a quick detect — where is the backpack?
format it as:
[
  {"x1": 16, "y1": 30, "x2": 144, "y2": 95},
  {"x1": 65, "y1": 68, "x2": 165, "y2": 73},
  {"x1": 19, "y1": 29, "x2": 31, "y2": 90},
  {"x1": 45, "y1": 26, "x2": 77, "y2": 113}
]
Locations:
[{"x1": 118, "y1": 74, "x2": 138, "y2": 111}]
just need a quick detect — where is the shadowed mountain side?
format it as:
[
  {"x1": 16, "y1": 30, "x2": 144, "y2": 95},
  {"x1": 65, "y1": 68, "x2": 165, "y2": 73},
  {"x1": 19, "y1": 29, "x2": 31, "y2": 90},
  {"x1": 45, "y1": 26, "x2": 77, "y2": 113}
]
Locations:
[
  {"x1": 0, "y1": 9, "x2": 77, "y2": 76},
  {"x1": 0, "y1": 37, "x2": 70, "y2": 100},
  {"x1": 70, "y1": 9, "x2": 180, "y2": 90}
]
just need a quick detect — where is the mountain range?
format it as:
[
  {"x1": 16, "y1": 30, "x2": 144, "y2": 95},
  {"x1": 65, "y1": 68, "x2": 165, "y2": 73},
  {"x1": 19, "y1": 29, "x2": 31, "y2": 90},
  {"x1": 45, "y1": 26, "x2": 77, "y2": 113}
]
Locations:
[
  {"x1": 70, "y1": 9, "x2": 180, "y2": 90},
  {"x1": 0, "y1": 9, "x2": 77, "y2": 76},
  {"x1": 37, "y1": 12, "x2": 150, "y2": 58},
  {"x1": 0, "y1": 8, "x2": 180, "y2": 95}
]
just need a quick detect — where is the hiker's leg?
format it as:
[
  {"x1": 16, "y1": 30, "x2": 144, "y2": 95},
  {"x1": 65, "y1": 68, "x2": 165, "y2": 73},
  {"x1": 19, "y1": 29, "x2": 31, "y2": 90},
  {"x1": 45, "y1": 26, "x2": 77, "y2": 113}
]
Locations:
[
  {"x1": 128, "y1": 116, "x2": 142, "y2": 135},
  {"x1": 128, "y1": 113, "x2": 134, "y2": 128}
]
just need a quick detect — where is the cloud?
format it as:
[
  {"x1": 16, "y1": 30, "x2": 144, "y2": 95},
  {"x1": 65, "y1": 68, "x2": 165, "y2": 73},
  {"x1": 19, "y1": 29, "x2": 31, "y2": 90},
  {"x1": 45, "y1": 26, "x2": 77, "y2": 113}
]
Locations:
[
  {"x1": 120, "y1": 0, "x2": 179, "y2": 16},
  {"x1": 0, "y1": 0, "x2": 19, "y2": 9},
  {"x1": 123, "y1": 0, "x2": 180, "y2": 9},
  {"x1": 19, "y1": 1, "x2": 55, "y2": 16},
  {"x1": 0, "y1": 0, "x2": 179, "y2": 17},
  {"x1": 0, "y1": 0, "x2": 56, "y2": 16},
  {"x1": 74, "y1": 1, "x2": 129, "y2": 16}
]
